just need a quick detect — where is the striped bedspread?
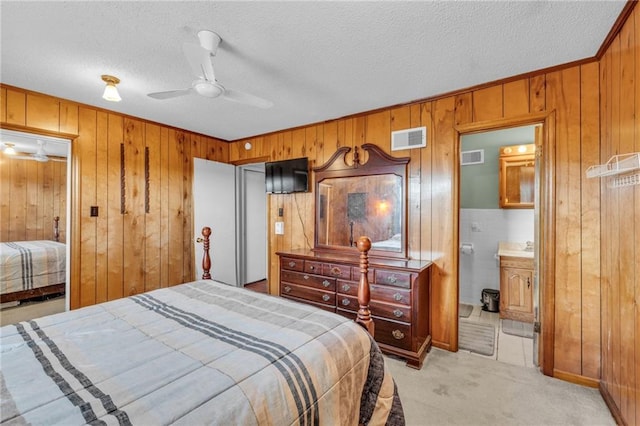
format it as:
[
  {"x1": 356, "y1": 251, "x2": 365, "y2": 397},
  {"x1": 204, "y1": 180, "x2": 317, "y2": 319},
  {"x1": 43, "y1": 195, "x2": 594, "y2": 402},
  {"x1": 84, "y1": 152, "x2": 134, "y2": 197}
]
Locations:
[
  {"x1": 1, "y1": 280, "x2": 404, "y2": 425},
  {"x1": 0, "y1": 240, "x2": 66, "y2": 295}
]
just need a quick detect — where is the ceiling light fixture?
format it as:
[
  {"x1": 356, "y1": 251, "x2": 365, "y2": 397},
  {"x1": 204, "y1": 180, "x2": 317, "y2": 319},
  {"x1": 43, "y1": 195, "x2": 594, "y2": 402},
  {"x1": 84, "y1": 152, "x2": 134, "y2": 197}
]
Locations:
[
  {"x1": 1, "y1": 143, "x2": 16, "y2": 155},
  {"x1": 101, "y1": 75, "x2": 122, "y2": 102}
]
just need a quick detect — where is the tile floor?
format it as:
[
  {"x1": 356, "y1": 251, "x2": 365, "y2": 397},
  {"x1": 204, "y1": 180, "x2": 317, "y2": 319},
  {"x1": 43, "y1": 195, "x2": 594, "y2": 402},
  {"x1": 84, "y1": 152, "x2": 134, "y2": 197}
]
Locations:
[{"x1": 461, "y1": 304, "x2": 536, "y2": 368}]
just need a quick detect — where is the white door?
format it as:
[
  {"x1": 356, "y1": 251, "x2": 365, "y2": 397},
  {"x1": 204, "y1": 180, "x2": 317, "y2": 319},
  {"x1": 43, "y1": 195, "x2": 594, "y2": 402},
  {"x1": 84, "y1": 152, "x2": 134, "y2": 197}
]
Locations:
[{"x1": 193, "y1": 158, "x2": 237, "y2": 286}]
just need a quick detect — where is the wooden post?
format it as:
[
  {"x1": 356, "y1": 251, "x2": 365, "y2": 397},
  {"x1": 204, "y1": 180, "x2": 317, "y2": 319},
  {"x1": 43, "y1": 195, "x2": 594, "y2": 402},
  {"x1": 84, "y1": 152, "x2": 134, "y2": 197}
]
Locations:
[
  {"x1": 53, "y1": 216, "x2": 60, "y2": 242},
  {"x1": 356, "y1": 236, "x2": 374, "y2": 335},
  {"x1": 201, "y1": 227, "x2": 212, "y2": 279}
]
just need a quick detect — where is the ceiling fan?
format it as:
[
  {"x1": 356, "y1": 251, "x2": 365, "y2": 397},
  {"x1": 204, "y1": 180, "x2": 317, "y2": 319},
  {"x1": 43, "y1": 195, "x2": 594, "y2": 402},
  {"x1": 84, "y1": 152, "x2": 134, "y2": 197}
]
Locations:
[
  {"x1": 148, "y1": 30, "x2": 273, "y2": 109},
  {"x1": 2, "y1": 140, "x2": 66, "y2": 162}
]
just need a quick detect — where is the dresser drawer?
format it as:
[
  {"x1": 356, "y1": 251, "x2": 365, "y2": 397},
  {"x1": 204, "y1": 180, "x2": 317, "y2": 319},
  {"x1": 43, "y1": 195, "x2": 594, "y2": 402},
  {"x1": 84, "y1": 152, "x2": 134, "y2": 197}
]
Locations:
[
  {"x1": 374, "y1": 318, "x2": 412, "y2": 351},
  {"x1": 280, "y1": 282, "x2": 335, "y2": 305},
  {"x1": 336, "y1": 295, "x2": 411, "y2": 322},
  {"x1": 322, "y1": 263, "x2": 351, "y2": 280},
  {"x1": 351, "y1": 266, "x2": 374, "y2": 283},
  {"x1": 281, "y1": 257, "x2": 304, "y2": 272},
  {"x1": 281, "y1": 270, "x2": 335, "y2": 291},
  {"x1": 375, "y1": 270, "x2": 411, "y2": 288},
  {"x1": 371, "y1": 284, "x2": 411, "y2": 306},
  {"x1": 337, "y1": 280, "x2": 358, "y2": 296},
  {"x1": 303, "y1": 261, "x2": 322, "y2": 274}
]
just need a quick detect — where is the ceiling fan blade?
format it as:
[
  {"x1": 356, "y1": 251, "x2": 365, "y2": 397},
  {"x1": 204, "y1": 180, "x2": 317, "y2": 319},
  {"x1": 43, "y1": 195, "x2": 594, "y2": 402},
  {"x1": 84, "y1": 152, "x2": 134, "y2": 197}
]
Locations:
[
  {"x1": 147, "y1": 88, "x2": 192, "y2": 100},
  {"x1": 182, "y1": 42, "x2": 215, "y2": 81},
  {"x1": 223, "y1": 89, "x2": 273, "y2": 109}
]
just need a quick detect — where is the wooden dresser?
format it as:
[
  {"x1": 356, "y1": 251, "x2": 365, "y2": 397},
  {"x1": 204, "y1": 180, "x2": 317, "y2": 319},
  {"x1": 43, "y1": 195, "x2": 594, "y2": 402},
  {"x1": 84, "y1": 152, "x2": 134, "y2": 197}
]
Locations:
[{"x1": 276, "y1": 249, "x2": 432, "y2": 369}]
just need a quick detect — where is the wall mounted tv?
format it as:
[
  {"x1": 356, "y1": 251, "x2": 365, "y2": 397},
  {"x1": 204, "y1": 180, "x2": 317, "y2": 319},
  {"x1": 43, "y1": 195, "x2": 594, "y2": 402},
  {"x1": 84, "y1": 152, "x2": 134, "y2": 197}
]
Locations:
[{"x1": 265, "y1": 157, "x2": 309, "y2": 194}]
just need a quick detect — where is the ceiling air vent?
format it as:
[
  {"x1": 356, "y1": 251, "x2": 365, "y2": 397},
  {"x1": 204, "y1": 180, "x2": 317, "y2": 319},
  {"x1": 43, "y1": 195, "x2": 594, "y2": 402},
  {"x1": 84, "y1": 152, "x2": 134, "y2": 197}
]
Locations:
[
  {"x1": 461, "y1": 149, "x2": 484, "y2": 165},
  {"x1": 391, "y1": 126, "x2": 426, "y2": 151}
]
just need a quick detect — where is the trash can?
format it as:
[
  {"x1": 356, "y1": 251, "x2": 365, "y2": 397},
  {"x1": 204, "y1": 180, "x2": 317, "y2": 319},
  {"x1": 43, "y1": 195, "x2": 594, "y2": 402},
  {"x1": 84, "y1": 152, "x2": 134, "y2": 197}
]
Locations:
[{"x1": 481, "y1": 288, "x2": 500, "y2": 312}]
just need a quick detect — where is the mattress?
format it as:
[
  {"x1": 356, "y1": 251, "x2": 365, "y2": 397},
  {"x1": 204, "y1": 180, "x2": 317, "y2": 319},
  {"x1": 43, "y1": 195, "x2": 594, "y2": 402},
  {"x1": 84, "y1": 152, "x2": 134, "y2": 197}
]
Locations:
[
  {"x1": 0, "y1": 240, "x2": 66, "y2": 295},
  {"x1": 0, "y1": 279, "x2": 404, "y2": 425}
]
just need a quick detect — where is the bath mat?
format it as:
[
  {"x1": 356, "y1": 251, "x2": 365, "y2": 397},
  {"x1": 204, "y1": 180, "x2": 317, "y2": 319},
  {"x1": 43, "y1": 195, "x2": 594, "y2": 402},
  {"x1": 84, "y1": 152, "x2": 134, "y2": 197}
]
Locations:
[
  {"x1": 459, "y1": 321, "x2": 495, "y2": 356},
  {"x1": 502, "y1": 319, "x2": 534, "y2": 338},
  {"x1": 459, "y1": 303, "x2": 473, "y2": 318}
]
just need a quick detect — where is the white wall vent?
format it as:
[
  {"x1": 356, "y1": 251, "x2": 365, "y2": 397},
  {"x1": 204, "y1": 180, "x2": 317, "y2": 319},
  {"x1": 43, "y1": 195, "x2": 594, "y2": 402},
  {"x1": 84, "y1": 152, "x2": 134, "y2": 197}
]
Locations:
[
  {"x1": 391, "y1": 126, "x2": 426, "y2": 151},
  {"x1": 461, "y1": 149, "x2": 484, "y2": 165}
]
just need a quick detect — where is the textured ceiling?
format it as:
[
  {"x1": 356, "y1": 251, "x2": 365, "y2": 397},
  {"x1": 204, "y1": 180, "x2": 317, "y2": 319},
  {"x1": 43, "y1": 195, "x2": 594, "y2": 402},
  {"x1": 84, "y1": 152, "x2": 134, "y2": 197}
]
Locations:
[{"x1": 0, "y1": 1, "x2": 626, "y2": 141}]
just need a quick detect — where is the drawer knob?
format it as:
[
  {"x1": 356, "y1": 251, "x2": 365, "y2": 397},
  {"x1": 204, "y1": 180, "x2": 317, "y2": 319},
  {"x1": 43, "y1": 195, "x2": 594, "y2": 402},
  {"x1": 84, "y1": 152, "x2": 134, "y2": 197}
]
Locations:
[
  {"x1": 330, "y1": 267, "x2": 342, "y2": 276},
  {"x1": 283, "y1": 286, "x2": 291, "y2": 293},
  {"x1": 341, "y1": 298, "x2": 350, "y2": 306},
  {"x1": 309, "y1": 265, "x2": 315, "y2": 270},
  {"x1": 342, "y1": 284, "x2": 351, "y2": 292},
  {"x1": 393, "y1": 293, "x2": 403, "y2": 301},
  {"x1": 303, "y1": 274, "x2": 309, "y2": 280},
  {"x1": 322, "y1": 294, "x2": 330, "y2": 302},
  {"x1": 387, "y1": 275, "x2": 397, "y2": 284},
  {"x1": 288, "y1": 261, "x2": 296, "y2": 268},
  {"x1": 392, "y1": 330, "x2": 405, "y2": 340},
  {"x1": 322, "y1": 280, "x2": 331, "y2": 288},
  {"x1": 393, "y1": 309, "x2": 403, "y2": 318}
]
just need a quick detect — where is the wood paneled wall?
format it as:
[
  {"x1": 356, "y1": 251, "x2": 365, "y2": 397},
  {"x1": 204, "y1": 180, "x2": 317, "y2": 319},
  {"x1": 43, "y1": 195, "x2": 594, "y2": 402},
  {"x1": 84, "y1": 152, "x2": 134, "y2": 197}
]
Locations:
[
  {"x1": 599, "y1": 6, "x2": 639, "y2": 425},
  {"x1": 231, "y1": 64, "x2": 602, "y2": 383},
  {"x1": 0, "y1": 86, "x2": 229, "y2": 309},
  {"x1": 0, "y1": 153, "x2": 67, "y2": 242}
]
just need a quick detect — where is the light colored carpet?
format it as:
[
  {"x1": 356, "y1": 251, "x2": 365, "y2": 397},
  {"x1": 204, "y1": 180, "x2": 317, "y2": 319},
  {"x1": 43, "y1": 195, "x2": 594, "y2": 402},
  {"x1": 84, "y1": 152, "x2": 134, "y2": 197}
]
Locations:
[
  {"x1": 458, "y1": 303, "x2": 473, "y2": 318},
  {"x1": 458, "y1": 320, "x2": 495, "y2": 356},
  {"x1": 386, "y1": 348, "x2": 615, "y2": 425},
  {"x1": 502, "y1": 319, "x2": 534, "y2": 338},
  {"x1": 0, "y1": 296, "x2": 66, "y2": 326}
]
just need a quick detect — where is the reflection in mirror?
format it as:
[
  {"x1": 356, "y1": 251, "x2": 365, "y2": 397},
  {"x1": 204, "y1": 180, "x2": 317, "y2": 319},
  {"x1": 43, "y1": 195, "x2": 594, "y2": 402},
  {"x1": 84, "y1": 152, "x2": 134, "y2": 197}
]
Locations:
[
  {"x1": 314, "y1": 144, "x2": 410, "y2": 259},
  {"x1": 317, "y1": 175, "x2": 402, "y2": 251}
]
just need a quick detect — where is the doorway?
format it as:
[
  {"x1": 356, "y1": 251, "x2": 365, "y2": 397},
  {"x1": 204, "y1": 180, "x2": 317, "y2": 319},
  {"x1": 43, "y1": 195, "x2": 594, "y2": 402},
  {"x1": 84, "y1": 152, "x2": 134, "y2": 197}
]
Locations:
[
  {"x1": 0, "y1": 128, "x2": 72, "y2": 323},
  {"x1": 457, "y1": 124, "x2": 541, "y2": 369},
  {"x1": 192, "y1": 158, "x2": 267, "y2": 287}
]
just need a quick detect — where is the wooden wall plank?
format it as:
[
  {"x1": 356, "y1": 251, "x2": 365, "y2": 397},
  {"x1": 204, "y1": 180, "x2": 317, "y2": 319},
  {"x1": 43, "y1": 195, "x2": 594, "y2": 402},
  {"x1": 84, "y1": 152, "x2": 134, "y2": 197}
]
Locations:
[
  {"x1": 419, "y1": 102, "x2": 434, "y2": 263},
  {"x1": 408, "y1": 104, "x2": 422, "y2": 261},
  {"x1": 26, "y1": 94, "x2": 59, "y2": 132},
  {"x1": 0, "y1": 87, "x2": 6, "y2": 123},
  {"x1": 579, "y1": 62, "x2": 602, "y2": 380},
  {"x1": 167, "y1": 130, "x2": 184, "y2": 286},
  {"x1": 5, "y1": 89, "x2": 26, "y2": 125},
  {"x1": 59, "y1": 101, "x2": 79, "y2": 135},
  {"x1": 106, "y1": 114, "x2": 124, "y2": 301},
  {"x1": 94, "y1": 111, "x2": 109, "y2": 303},
  {"x1": 24, "y1": 160, "x2": 38, "y2": 240},
  {"x1": 182, "y1": 134, "x2": 193, "y2": 282},
  {"x1": 430, "y1": 96, "x2": 456, "y2": 349},
  {"x1": 77, "y1": 108, "x2": 97, "y2": 307},
  {"x1": 123, "y1": 118, "x2": 146, "y2": 296},
  {"x1": 159, "y1": 127, "x2": 169, "y2": 288},
  {"x1": 144, "y1": 123, "x2": 162, "y2": 290},
  {"x1": 618, "y1": 14, "x2": 636, "y2": 421},
  {"x1": 503, "y1": 79, "x2": 530, "y2": 117},
  {"x1": 0, "y1": 153, "x2": 9, "y2": 241},
  {"x1": 547, "y1": 67, "x2": 583, "y2": 376},
  {"x1": 472, "y1": 85, "x2": 503, "y2": 122},
  {"x1": 529, "y1": 75, "x2": 546, "y2": 113}
]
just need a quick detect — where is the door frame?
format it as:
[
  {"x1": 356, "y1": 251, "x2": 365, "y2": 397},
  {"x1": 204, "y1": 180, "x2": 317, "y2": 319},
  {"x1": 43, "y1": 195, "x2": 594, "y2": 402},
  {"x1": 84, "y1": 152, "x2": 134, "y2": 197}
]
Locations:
[
  {"x1": 455, "y1": 111, "x2": 556, "y2": 376},
  {"x1": 0, "y1": 124, "x2": 76, "y2": 311}
]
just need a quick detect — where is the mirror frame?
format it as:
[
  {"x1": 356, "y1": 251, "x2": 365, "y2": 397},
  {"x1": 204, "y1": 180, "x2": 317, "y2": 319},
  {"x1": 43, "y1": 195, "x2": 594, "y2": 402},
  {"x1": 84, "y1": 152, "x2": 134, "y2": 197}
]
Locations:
[
  {"x1": 313, "y1": 143, "x2": 410, "y2": 259},
  {"x1": 498, "y1": 143, "x2": 535, "y2": 209}
]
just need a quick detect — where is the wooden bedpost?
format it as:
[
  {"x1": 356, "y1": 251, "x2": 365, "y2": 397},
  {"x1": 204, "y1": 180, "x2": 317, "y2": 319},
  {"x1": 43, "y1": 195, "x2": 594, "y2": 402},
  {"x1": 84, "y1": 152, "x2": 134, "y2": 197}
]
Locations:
[
  {"x1": 356, "y1": 236, "x2": 374, "y2": 335},
  {"x1": 201, "y1": 227, "x2": 212, "y2": 279},
  {"x1": 53, "y1": 216, "x2": 60, "y2": 242}
]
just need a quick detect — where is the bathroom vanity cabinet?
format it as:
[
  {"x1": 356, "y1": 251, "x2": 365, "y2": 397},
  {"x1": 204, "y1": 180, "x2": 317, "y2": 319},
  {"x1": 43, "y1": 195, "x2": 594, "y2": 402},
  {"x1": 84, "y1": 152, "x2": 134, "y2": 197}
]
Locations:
[{"x1": 499, "y1": 256, "x2": 534, "y2": 323}]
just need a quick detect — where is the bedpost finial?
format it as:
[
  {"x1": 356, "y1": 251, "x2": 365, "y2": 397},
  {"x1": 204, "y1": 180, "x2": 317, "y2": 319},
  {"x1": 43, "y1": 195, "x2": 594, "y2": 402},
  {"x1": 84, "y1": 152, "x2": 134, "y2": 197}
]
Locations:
[
  {"x1": 356, "y1": 236, "x2": 371, "y2": 253},
  {"x1": 202, "y1": 227, "x2": 211, "y2": 238}
]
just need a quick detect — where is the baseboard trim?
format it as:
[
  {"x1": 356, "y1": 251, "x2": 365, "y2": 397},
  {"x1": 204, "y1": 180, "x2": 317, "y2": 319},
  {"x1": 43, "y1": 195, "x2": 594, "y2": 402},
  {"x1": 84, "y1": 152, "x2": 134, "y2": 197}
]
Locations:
[
  {"x1": 552, "y1": 369, "x2": 599, "y2": 388},
  {"x1": 599, "y1": 382, "x2": 627, "y2": 426}
]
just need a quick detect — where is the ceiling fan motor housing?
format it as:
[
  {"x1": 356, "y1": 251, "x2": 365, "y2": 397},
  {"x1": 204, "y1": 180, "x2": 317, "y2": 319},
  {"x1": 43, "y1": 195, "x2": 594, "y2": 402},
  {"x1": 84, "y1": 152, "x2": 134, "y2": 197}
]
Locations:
[{"x1": 193, "y1": 80, "x2": 224, "y2": 98}]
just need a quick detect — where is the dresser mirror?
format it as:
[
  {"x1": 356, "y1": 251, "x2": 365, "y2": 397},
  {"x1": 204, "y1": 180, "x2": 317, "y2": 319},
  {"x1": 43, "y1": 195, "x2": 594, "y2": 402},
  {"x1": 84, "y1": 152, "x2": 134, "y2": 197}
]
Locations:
[{"x1": 313, "y1": 144, "x2": 410, "y2": 259}]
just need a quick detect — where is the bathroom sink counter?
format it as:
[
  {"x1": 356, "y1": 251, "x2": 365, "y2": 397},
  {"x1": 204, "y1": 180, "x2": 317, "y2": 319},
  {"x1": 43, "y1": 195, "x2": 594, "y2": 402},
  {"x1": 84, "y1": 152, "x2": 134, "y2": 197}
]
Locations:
[{"x1": 498, "y1": 241, "x2": 534, "y2": 259}]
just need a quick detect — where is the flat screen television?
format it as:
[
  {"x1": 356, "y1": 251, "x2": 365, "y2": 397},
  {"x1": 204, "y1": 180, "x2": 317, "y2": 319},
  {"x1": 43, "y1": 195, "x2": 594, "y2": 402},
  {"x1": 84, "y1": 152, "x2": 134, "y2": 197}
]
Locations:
[{"x1": 265, "y1": 157, "x2": 309, "y2": 194}]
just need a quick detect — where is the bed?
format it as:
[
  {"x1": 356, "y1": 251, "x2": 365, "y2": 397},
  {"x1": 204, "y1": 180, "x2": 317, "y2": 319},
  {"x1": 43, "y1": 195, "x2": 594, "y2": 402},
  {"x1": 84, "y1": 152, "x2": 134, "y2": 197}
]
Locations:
[
  {"x1": 1, "y1": 218, "x2": 66, "y2": 303},
  {"x1": 0, "y1": 228, "x2": 404, "y2": 425},
  {"x1": 371, "y1": 233, "x2": 401, "y2": 251}
]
